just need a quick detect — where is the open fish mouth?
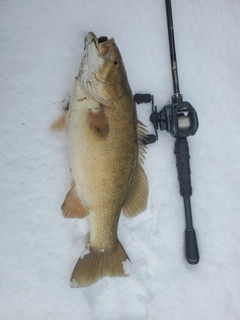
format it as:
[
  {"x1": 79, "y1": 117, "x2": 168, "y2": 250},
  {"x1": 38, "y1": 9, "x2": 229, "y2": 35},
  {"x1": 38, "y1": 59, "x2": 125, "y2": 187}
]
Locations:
[
  {"x1": 86, "y1": 32, "x2": 115, "y2": 51},
  {"x1": 97, "y1": 35, "x2": 115, "y2": 48},
  {"x1": 98, "y1": 36, "x2": 108, "y2": 44}
]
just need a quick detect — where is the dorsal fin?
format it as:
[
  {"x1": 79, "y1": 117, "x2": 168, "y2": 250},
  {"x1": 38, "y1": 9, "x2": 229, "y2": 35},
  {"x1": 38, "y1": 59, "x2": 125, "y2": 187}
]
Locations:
[
  {"x1": 122, "y1": 162, "x2": 148, "y2": 218},
  {"x1": 137, "y1": 120, "x2": 148, "y2": 164},
  {"x1": 122, "y1": 120, "x2": 149, "y2": 217}
]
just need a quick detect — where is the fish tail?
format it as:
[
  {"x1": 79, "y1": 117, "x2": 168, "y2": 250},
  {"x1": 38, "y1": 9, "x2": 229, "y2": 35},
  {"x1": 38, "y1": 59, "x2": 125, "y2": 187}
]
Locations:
[{"x1": 70, "y1": 240, "x2": 129, "y2": 287}]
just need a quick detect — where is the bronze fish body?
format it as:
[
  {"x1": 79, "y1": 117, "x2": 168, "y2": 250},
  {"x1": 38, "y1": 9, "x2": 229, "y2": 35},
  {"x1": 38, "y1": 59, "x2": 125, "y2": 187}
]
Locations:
[{"x1": 51, "y1": 32, "x2": 148, "y2": 287}]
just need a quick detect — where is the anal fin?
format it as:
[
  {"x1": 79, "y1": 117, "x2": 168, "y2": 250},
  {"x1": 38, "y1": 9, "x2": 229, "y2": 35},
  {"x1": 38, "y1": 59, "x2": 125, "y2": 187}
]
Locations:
[
  {"x1": 122, "y1": 163, "x2": 149, "y2": 218},
  {"x1": 61, "y1": 182, "x2": 88, "y2": 219}
]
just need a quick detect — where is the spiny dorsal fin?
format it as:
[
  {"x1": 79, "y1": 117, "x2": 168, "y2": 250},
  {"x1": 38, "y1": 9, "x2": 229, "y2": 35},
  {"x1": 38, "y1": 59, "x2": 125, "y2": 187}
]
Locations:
[
  {"x1": 61, "y1": 182, "x2": 89, "y2": 219},
  {"x1": 50, "y1": 112, "x2": 68, "y2": 131},
  {"x1": 137, "y1": 120, "x2": 148, "y2": 164},
  {"x1": 137, "y1": 120, "x2": 148, "y2": 140},
  {"x1": 70, "y1": 240, "x2": 129, "y2": 287},
  {"x1": 122, "y1": 163, "x2": 148, "y2": 218},
  {"x1": 88, "y1": 105, "x2": 109, "y2": 138}
]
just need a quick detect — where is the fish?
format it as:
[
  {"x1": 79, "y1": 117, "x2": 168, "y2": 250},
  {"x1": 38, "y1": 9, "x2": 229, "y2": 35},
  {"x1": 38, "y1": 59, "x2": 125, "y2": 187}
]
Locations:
[{"x1": 51, "y1": 31, "x2": 148, "y2": 287}]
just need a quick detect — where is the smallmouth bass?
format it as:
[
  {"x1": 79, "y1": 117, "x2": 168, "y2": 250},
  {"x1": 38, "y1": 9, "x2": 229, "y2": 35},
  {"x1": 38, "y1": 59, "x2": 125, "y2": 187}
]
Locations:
[{"x1": 51, "y1": 32, "x2": 148, "y2": 287}]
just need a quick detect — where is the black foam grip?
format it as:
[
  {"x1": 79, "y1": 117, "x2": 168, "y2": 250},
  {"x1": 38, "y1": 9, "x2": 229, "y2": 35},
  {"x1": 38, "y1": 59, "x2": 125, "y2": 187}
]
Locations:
[{"x1": 174, "y1": 137, "x2": 192, "y2": 198}]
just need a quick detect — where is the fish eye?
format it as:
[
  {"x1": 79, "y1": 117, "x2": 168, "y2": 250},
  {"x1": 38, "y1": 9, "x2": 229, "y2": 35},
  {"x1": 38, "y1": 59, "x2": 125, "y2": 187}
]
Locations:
[{"x1": 114, "y1": 60, "x2": 121, "y2": 68}]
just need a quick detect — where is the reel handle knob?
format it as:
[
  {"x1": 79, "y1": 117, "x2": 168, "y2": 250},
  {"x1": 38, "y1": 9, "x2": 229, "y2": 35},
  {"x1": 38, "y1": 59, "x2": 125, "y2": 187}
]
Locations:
[
  {"x1": 134, "y1": 93, "x2": 152, "y2": 104},
  {"x1": 144, "y1": 134, "x2": 157, "y2": 144}
]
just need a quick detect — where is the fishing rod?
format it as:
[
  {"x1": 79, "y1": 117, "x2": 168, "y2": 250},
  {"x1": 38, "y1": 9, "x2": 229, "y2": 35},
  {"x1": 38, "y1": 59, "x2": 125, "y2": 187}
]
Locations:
[{"x1": 134, "y1": 0, "x2": 199, "y2": 264}]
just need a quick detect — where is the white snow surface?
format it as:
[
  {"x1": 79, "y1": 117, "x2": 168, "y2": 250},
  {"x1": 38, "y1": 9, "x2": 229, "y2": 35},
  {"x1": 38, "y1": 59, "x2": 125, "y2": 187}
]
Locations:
[{"x1": 1, "y1": 0, "x2": 240, "y2": 319}]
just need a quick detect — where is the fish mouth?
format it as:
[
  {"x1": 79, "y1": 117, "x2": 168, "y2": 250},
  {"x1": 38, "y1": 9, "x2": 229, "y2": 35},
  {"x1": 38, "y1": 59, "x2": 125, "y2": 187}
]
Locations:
[
  {"x1": 98, "y1": 36, "x2": 108, "y2": 44},
  {"x1": 86, "y1": 32, "x2": 115, "y2": 50}
]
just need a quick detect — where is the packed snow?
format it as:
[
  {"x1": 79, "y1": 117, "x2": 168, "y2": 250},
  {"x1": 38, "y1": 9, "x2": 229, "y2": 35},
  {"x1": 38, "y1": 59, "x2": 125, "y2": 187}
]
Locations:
[{"x1": 1, "y1": 0, "x2": 240, "y2": 319}]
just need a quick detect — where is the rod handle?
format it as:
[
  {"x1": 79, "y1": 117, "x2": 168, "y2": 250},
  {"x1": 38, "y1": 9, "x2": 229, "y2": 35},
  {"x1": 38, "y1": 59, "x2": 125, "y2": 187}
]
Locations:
[
  {"x1": 174, "y1": 137, "x2": 192, "y2": 198},
  {"x1": 185, "y1": 229, "x2": 199, "y2": 264}
]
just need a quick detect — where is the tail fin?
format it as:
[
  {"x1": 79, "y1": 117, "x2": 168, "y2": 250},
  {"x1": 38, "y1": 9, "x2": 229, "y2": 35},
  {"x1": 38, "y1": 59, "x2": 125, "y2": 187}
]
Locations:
[{"x1": 70, "y1": 240, "x2": 130, "y2": 287}]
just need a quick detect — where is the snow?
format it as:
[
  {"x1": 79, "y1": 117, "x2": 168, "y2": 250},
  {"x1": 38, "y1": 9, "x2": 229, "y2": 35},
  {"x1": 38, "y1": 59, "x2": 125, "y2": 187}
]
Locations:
[
  {"x1": 1, "y1": 0, "x2": 240, "y2": 319},
  {"x1": 80, "y1": 244, "x2": 91, "y2": 259},
  {"x1": 122, "y1": 259, "x2": 131, "y2": 276}
]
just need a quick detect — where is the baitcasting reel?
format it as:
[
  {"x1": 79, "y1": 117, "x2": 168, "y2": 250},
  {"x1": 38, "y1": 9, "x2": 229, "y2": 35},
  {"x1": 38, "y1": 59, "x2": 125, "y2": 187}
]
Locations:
[{"x1": 134, "y1": 93, "x2": 198, "y2": 141}]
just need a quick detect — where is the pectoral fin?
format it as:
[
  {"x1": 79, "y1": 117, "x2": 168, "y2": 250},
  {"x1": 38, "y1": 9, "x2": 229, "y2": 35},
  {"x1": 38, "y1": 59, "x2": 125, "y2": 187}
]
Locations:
[
  {"x1": 61, "y1": 182, "x2": 89, "y2": 219},
  {"x1": 122, "y1": 163, "x2": 148, "y2": 218},
  {"x1": 88, "y1": 105, "x2": 109, "y2": 138}
]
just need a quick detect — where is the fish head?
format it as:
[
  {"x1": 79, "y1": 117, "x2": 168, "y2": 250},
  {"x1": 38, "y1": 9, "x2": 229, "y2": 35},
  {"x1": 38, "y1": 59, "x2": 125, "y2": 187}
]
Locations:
[{"x1": 78, "y1": 32, "x2": 128, "y2": 107}]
